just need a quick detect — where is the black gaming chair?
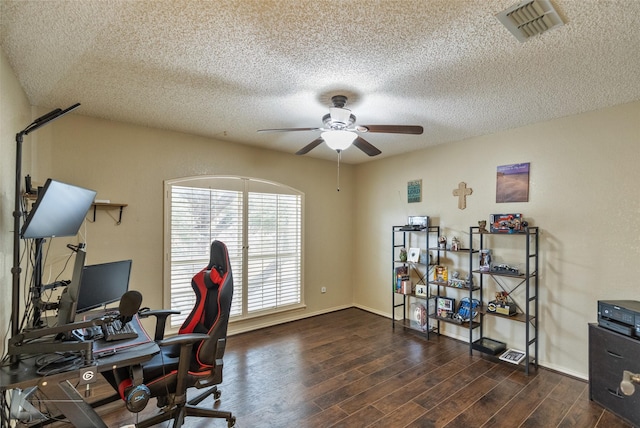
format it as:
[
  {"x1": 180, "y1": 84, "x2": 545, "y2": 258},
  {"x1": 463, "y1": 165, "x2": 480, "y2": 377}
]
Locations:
[{"x1": 120, "y1": 240, "x2": 235, "y2": 427}]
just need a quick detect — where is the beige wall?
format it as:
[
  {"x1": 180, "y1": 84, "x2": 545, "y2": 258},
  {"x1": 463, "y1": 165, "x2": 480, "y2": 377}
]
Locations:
[
  {"x1": 353, "y1": 100, "x2": 640, "y2": 378},
  {"x1": 0, "y1": 50, "x2": 31, "y2": 356}
]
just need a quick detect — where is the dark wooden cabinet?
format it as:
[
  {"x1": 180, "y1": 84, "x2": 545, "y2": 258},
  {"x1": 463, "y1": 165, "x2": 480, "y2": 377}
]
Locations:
[{"x1": 589, "y1": 323, "x2": 640, "y2": 426}]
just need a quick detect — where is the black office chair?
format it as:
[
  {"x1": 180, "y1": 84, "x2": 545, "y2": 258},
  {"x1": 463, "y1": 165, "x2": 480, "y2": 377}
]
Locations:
[{"x1": 118, "y1": 240, "x2": 235, "y2": 427}]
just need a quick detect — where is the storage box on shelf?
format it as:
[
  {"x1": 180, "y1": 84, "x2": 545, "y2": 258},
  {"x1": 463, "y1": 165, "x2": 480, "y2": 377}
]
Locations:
[{"x1": 469, "y1": 225, "x2": 539, "y2": 375}]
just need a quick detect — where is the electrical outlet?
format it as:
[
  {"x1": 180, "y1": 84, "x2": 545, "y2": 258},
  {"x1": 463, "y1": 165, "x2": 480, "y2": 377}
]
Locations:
[{"x1": 321, "y1": 287, "x2": 327, "y2": 294}]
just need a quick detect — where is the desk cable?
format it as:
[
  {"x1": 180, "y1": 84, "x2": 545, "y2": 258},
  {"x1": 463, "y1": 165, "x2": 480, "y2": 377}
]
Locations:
[{"x1": 35, "y1": 352, "x2": 86, "y2": 376}]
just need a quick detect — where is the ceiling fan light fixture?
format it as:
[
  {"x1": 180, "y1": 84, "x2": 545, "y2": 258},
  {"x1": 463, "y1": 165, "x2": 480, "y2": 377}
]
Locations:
[
  {"x1": 322, "y1": 130, "x2": 357, "y2": 151},
  {"x1": 329, "y1": 107, "x2": 352, "y2": 126}
]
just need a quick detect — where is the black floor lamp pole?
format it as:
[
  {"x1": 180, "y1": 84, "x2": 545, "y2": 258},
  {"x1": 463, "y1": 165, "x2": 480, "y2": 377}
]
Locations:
[
  {"x1": 10, "y1": 104, "x2": 80, "y2": 363},
  {"x1": 11, "y1": 131, "x2": 25, "y2": 341}
]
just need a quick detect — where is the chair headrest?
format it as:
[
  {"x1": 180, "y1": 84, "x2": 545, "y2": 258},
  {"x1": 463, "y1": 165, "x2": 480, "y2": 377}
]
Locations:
[
  {"x1": 208, "y1": 241, "x2": 228, "y2": 274},
  {"x1": 204, "y1": 267, "x2": 224, "y2": 289}
]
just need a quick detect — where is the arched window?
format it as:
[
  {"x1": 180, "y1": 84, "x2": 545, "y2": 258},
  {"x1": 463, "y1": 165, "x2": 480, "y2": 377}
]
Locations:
[{"x1": 165, "y1": 176, "x2": 304, "y2": 328}]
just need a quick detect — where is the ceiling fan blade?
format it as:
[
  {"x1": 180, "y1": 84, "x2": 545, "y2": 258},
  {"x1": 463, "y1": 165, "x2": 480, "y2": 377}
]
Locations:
[
  {"x1": 258, "y1": 127, "x2": 321, "y2": 133},
  {"x1": 357, "y1": 125, "x2": 423, "y2": 135},
  {"x1": 295, "y1": 137, "x2": 324, "y2": 155},
  {"x1": 353, "y1": 136, "x2": 382, "y2": 157}
]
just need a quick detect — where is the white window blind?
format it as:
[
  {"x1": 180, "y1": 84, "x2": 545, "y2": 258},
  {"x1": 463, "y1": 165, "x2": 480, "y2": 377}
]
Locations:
[
  {"x1": 247, "y1": 192, "x2": 301, "y2": 312},
  {"x1": 166, "y1": 177, "x2": 303, "y2": 328}
]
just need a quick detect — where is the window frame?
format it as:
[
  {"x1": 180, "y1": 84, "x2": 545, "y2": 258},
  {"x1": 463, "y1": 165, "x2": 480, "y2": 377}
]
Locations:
[{"x1": 163, "y1": 175, "x2": 305, "y2": 332}]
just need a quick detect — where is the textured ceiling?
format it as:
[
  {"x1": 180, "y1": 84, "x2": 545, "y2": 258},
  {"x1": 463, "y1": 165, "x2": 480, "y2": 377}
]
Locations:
[{"x1": 1, "y1": 0, "x2": 639, "y2": 164}]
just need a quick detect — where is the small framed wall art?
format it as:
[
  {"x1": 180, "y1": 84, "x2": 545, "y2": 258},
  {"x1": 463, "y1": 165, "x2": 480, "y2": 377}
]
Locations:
[{"x1": 407, "y1": 179, "x2": 422, "y2": 203}]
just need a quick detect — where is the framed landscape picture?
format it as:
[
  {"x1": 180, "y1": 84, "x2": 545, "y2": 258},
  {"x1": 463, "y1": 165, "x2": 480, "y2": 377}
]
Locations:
[{"x1": 496, "y1": 163, "x2": 530, "y2": 203}]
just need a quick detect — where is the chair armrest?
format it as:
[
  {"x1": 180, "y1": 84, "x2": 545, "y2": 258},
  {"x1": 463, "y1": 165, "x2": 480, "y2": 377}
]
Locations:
[
  {"x1": 138, "y1": 309, "x2": 180, "y2": 341},
  {"x1": 157, "y1": 333, "x2": 210, "y2": 348}
]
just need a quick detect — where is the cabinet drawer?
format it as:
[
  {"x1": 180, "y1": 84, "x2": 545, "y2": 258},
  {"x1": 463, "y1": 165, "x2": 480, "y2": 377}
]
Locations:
[
  {"x1": 590, "y1": 381, "x2": 640, "y2": 426},
  {"x1": 589, "y1": 324, "x2": 640, "y2": 426},
  {"x1": 589, "y1": 325, "x2": 640, "y2": 372}
]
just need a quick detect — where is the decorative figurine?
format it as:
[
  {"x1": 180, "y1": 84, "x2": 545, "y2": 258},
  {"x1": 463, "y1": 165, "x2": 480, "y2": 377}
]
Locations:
[
  {"x1": 478, "y1": 220, "x2": 488, "y2": 234},
  {"x1": 399, "y1": 247, "x2": 408, "y2": 262},
  {"x1": 496, "y1": 291, "x2": 509, "y2": 304},
  {"x1": 451, "y1": 236, "x2": 460, "y2": 251},
  {"x1": 479, "y1": 249, "x2": 491, "y2": 271},
  {"x1": 448, "y1": 270, "x2": 465, "y2": 288},
  {"x1": 465, "y1": 274, "x2": 474, "y2": 289},
  {"x1": 438, "y1": 235, "x2": 447, "y2": 249}
]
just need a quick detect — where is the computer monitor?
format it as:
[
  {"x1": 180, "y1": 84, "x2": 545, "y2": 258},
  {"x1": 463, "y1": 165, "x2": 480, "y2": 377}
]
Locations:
[
  {"x1": 21, "y1": 179, "x2": 96, "y2": 239},
  {"x1": 76, "y1": 260, "x2": 132, "y2": 313},
  {"x1": 56, "y1": 247, "x2": 87, "y2": 328}
]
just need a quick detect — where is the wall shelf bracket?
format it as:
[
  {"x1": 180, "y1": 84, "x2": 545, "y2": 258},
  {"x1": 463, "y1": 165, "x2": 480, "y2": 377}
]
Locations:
[{"x1": 92, "y1": 202, "x2": 128, "y2": 225}]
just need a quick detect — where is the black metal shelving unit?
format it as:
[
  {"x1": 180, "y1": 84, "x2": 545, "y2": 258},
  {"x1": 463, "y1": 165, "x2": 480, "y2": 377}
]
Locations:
[
  {"x1": 391, "y1": 225, "x2": 439, "y2": 338},
  {"x1": 470, "y1": 226, "x2": 539, "y2": 375}
]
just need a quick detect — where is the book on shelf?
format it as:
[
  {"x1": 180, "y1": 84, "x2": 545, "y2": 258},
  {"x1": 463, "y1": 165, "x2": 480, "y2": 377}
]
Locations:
[
  {"x1": 395, "y1": 266, "x2": 408, "y2": 276},
  {"x1": 395, "y1": 266, "x2": 410, "y2": 293}
]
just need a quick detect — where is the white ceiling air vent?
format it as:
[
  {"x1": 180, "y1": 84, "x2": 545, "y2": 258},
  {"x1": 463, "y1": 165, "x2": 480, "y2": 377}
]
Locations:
[{"x1": 496, "y1": 0, "x2": 564, "y2": 42}]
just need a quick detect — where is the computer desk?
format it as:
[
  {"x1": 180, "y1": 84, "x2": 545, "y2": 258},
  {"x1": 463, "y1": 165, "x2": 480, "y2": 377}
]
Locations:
[{"x1": 0, "y1": 315, "x2": 159, "y2": 428}]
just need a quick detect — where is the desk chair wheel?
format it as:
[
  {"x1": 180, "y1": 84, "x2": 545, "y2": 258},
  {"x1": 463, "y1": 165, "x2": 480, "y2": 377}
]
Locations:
[
  {"x1": 227, "y1": 415, "x2": 236, "y2": 427},
  {"x1": 214, "y1": 389, "x2": 222, "y2": 400}
]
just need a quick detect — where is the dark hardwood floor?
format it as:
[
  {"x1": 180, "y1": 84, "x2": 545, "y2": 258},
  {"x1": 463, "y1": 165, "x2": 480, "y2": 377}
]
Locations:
[{"x1": 97, "y1": 308, "x2": 632, "y2": 428}]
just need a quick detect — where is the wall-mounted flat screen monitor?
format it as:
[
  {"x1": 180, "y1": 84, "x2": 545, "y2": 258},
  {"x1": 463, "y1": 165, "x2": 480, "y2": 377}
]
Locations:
[
  {"x1": 21, "y1": 179, "x2": 96, "y2": 239},
  {"x1": 76, "y1": 260, "x2": 132, "y2": 313}
]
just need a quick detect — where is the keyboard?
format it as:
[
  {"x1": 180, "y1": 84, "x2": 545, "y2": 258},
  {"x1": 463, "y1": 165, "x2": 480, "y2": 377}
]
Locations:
[{"x1": 102, "y1": 319, "x2": 138, "y2": 342}]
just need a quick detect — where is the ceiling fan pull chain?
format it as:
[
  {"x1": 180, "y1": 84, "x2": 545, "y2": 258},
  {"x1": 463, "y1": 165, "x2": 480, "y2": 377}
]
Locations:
[{"x1": 336, "y1": 150, "x2": 341, "y2": 192}]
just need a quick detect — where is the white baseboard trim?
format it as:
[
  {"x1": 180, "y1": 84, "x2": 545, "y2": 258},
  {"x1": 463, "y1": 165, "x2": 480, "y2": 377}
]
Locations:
[
  {"x1": 353, "y1": 303, "x2": 392, "y2": 319},
  {"x1": 227, "y1": 304, "x2": 353, "y2": 336}
]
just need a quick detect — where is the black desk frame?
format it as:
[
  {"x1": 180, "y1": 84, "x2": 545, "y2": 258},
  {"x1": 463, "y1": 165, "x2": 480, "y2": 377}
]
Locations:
[{"x1": 1, "y1": 316, "x2": 158, "y2": 427}]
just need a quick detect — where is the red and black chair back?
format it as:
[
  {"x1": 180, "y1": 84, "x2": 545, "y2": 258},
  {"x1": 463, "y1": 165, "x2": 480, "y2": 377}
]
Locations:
[{"x1": 179, "y1": 240, "x2": 234, "y2": 371}]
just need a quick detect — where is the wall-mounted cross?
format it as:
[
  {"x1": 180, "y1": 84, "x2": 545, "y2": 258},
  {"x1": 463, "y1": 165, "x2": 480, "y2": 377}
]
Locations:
[{"x1": 453, "y1": 182, "x2": 473, "y2": 210}]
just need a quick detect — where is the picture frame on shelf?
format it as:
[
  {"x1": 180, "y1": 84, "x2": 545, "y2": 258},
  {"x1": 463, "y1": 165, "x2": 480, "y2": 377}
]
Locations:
[
  {"x1": 408, "y1": 247, "x2": 420, "y2": 263},
  {"x1": 415, "y1": 284, "x2": 428, "y2": 297},
  {"x1": 436, "y1": 296, "x2": 455, "y2": 318},
  {"x1": 499, "y1": 348, "x2": 526, "y2": 365}
]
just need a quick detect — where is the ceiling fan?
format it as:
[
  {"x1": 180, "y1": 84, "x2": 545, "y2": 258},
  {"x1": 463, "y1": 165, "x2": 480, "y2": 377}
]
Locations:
[{"x1": 258, "y1": 95, "x2": 423, "y2": 157}]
